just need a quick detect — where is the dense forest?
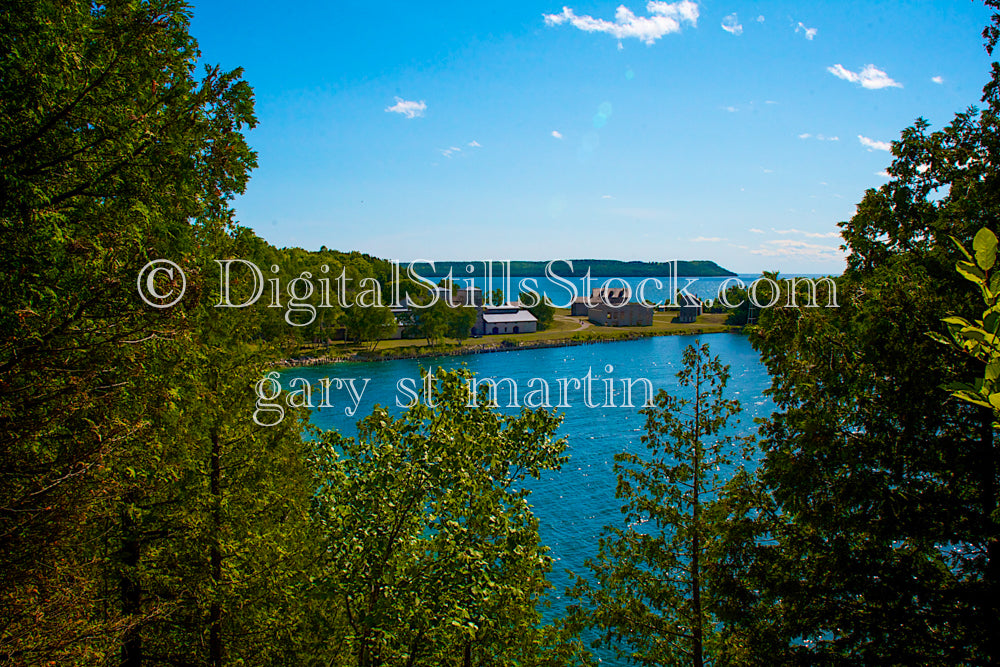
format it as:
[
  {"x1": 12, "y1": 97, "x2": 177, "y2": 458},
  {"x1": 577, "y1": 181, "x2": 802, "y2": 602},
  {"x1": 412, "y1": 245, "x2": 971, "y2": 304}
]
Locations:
[{"x1": 2, "y1": 1, "x2": 1000, "y2": 665}]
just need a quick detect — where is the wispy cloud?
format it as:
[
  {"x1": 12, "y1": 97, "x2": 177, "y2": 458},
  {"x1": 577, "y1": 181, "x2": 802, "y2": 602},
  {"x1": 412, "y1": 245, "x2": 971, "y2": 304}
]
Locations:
[
  {"x1": 543, "y1": 1, "x2": 699, "y2": 46},
  {"x1": 723, "y1": 105, "x2": 739, "y2": 113},
  {"x1": 756, "y1": 15, "x2": 765, "y2": 23},
  {"x1": 385, "y1": 97, "x2": 427, "y2": 118},
  {"x1": 858, "y1": 134, "x2": 891, "y2": 151},
  {"x1": 799, "y1": 133, "x2": 839, "y2": 141},
  {"x1": 772, "y1": 227, "x2": 841, "y2": 239},
  {"x1": 750, "y1": 239, "x2": 845, "y2": 261},
  {"x1": 467, "y1": 140, "x2": 482, "y2": 148},
  {"x1": 931, "y1": 75, "x2": 944, "y2": 84},
  {"x1": 749, "y1": 228, "x2": 765, "y2": 234},
  {"x1": 876, "y1": 170, "x2": 891, "y2": 178},
  {"x1": 439, "y1": 146, "x2": 462, "y2": 158},
  {"x1": 795, "y1": 22, "x2": 817, "y2": 40},
  {"x1": 691, "y1": 236, "x2": 726, "y2": 243},
  {"x1": 551, "y1": 130, "x2": 564, "y2": 139},
  {"x1": 721, "y1": 13, "x2": 743, "y2": 35},
  {"x1": 827, "y1": 64, "x2": 902, "y2": 89}
]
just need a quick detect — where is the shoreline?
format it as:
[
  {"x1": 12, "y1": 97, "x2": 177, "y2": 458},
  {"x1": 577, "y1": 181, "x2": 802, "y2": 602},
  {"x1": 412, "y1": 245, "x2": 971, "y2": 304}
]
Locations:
[{"x1": 274, "y1": 324, "x2": 743, "y2": 368}]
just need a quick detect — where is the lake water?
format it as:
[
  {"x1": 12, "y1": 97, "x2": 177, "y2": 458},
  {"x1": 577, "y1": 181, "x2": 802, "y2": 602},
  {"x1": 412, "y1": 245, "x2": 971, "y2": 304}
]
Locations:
[
  {"x1": 287, "y1": 332, "x2": 773, "y2": 662},
  {"x1": 421, "y1": 272, "x2": 831, "y2": 307}
]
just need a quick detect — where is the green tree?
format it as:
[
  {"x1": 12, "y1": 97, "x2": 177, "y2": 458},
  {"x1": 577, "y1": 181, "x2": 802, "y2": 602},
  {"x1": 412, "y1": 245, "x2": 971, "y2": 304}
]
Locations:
[
  {"x1": 521, "y1": 291, "x2": 555, "y2": 331},
  {"x1": 934, "y1": 228, "x2": 1000, "y2": 419},
  {"x1": 570, "y1": 343, "x2": 749, "y2": 666},
  {"x1": 445, "y1": 305, "x2": 478, "y2": 342},
  {"x1": 410, "y1": 299, "x2": 450, "y2": 345},
  {"x1": 107, "y1": 227, "x2": 319, "y2": 667},
  {"x1": 308, "y1": 368, "x2": 587, "y2": 666},
  {"x1": 344, "y1": 302, "x2": 397, "y2": 351},
  {"x1": 0, "y1": 1, "x2": 259, "y2": 661},
  {"x1": 720, "y1": 18, "x2": 1000, "y2": 660}
]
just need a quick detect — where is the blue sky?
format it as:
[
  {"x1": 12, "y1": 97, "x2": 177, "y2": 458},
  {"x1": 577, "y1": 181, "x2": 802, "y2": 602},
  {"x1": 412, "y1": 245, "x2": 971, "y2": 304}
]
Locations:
[{"x1": 190, "y1": 1, "x2": 996, "y2": 274}]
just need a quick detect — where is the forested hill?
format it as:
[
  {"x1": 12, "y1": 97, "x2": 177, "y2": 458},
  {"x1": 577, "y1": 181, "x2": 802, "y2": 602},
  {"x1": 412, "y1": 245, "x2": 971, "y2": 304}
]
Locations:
[{"x1": 423, "y1": 259, "x2": 736, "y2": 277}]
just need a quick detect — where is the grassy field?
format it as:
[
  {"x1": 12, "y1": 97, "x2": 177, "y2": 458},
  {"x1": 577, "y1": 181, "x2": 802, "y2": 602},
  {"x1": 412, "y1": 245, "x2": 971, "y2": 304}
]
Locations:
[{"x1": 287, "y1": 309, "x2": 736, "y2": 364}]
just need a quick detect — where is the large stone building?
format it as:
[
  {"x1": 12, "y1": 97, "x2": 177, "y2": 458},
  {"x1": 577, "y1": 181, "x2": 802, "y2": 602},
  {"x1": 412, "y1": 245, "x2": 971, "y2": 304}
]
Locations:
[
  {"x1": 572, "y1": 285, "x2": 654, "y2": 327},
  {"x1": 587, "y1": 302, "x2": 654, "y2": 327}
]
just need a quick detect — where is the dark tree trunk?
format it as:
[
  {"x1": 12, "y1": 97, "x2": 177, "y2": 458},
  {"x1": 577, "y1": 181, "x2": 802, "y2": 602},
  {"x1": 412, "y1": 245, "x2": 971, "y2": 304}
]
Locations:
[
  {"x1": 210, "y1": 428, "x2": 222, "y2": 667},
  {"x1": 119, "y1": 490, "x2": 142, "y2": 667},
  {"x1": 980, "y1": 408, "x2": 999, "y2": 663}
]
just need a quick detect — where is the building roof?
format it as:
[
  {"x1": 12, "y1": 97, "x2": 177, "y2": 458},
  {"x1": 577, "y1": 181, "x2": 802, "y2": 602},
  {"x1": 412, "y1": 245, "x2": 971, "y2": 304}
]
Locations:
[
  {"x1": 482, "y1": 310, "x2": 537, "y2": 324},
  {"x1": 679, "y1": 292, "x2": 702, "y2": 307}
]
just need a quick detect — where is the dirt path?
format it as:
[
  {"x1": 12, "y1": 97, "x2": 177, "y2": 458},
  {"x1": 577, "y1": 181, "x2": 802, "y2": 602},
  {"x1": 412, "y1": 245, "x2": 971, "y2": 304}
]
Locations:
[{"x1": 555, "y1": 315, "x2": 591, "y2": 331}]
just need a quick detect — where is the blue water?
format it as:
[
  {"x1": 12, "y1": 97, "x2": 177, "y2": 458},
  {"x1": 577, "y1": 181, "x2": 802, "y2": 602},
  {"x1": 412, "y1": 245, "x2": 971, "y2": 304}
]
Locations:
[
  {"x1": 284, "y1": 333, "x2": 773, "y2": 662},
  {"x1": 419, "y1": 272, "x2": 832, "y2": 307}
]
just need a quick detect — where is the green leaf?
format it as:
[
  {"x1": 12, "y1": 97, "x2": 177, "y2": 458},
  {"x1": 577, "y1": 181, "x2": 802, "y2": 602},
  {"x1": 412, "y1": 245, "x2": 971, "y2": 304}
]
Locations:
[
  {"x1": 974, "y1": 228, "x2": 998, "y2": 271},
  {"x1": 957, "y1": 261, "x2": 986, "y2": 284},
  {"x1": 951, "y1": 235, "x2": 974, "y2": 262}
]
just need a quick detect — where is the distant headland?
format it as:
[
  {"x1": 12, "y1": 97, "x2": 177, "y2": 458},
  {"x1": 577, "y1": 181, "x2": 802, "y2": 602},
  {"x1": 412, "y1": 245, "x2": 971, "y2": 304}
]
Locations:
[{"x1": 427, "y1": 260, "x2": 737, "y2": 278}]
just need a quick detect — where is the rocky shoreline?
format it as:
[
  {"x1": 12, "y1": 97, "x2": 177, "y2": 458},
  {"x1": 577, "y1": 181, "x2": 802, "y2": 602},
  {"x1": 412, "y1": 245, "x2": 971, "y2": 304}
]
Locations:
[{"x1": 274, "y1": 325, "x2": 739, "y2": 368}]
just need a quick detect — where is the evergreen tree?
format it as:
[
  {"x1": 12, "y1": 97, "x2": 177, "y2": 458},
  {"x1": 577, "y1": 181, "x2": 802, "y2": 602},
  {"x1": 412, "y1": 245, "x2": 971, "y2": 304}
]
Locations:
[
  {"x1": 0, "y1": 1, "x2": 259, "y2": 661},
  {"x1": 718, "y1": 11, "x2": 1000, "y2": 661},
  {"x1": 570, "y1": 343, "x2": 749, "y2": 666}
]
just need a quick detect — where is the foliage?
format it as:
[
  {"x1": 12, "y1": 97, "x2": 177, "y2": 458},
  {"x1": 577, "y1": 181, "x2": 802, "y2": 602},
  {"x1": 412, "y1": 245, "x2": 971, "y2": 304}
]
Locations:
[
  {"x1": 521, "y1": 291, "x2": 556, "y2": 330},
  {"x1": 344, "y1": 302, "x2": 396, "y2": 351},
  {"x1": 0, "y1": 0, "x2": 261, "y2": 661},
  {"x1": 932, "y1": 228, "x2": 1000, "y2": 420},
  {"x1": 721, "y1": 45, "x2": 1000, "y2": 663},
  {"x1": 570, "y1": 343, "x2": 750, "y2": 666},
  {"x1": 308, "y1": 368, "x2": 589, "y2": 666}
]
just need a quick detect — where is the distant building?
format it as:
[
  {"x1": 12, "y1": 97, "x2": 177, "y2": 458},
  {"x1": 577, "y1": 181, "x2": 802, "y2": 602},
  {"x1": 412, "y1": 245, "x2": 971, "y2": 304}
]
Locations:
[
  {"x1": 571, "y1": 286, "x2": 632, "y2": 317},
  {"x1": 477, "y1": 305, "x2": 538, "y2": 335},
  {"x1": 588, "y1": 302, "x2": 653, "y2": 327},
  {"x1": 570, "y1": 297, "x2": 590, "y2": 317},
  {"x1": 455, "y1": 287, "x2": 483, "y2": 307},
  {"x1": 677, "y1": 293, "x2": 702, "y2": 323}
]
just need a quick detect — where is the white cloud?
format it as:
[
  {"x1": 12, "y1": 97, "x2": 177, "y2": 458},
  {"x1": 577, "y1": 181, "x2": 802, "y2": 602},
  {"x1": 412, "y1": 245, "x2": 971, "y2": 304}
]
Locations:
[
  {"x1": 771, "y1": 227, "x2": 841, "y2": 239},
  {"x1": 827, "y1": 64, "x2": 902, "y2": 89},
  {"x1": 795, "y1": 22, "x2": 817, "y2": 40},
  {"x1": 721, "y1": 13, "x2": 743, "y2": 35},
  {"x1": 757, "y1": 15, "x2": 765, "y2": 23},
  {"x1": 749, "y1": 228, "x2": 765, "y2": 234},
  {"x1": 750, "y1": 239, "x2": 845, "y2": 261},
  {"x1": 800, "y1": 133, "x2": 838, "y2": 141},
  {"x1": 543, "y1": 1, "x2": 699, "y2": 45},
  {"x1": 439, "y1": 146, "x2": 462, "y2": 158},
  {"x1": 385, "y1": 97, "x2": 427, "y2": 118},
  {"x1": 467, "y1": 140, "x2": 482, "y2": 148},
  {"x1": 691, "y1": 236, "x2": 726, "y2": 243},
  {"x1": 876, "y1": 170, "x2": 891, "y2": 178},
  {"x1": 602, "y1": 194, "x2": 613, "y2": 199},
  {"x1": 551, "y1": 130, "x2": 564, "y2": 139},
  {"x1": 858, "y1": 134, "x2": 891, "y2": 151},
  {"x1": 723, "y1": 105, "x2": 738, "y2": 113},
  {"x1": 931, "y1": 75, "x2": 944, "y2": 84}
]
